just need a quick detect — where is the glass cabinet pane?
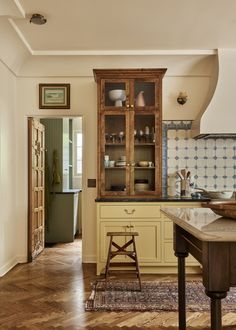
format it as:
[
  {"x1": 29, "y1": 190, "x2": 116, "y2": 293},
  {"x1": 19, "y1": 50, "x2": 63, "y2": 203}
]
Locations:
[
  {"x1": 103, "y1": 114, "x2": 127, "y2": 193},
  {"x1": 104, "y1": 82, "x2": 127, "y2": 108},
  {"x1": 134, "y1": 80, "x2": 156, "y2": 107},
  {"x1": 133, "y1": 114, "x2": 156, "y2": 193}
]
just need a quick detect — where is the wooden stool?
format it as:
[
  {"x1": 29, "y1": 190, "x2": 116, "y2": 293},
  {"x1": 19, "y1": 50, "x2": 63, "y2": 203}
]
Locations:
[{"x1": 105, "y1": 232, "x2": 142, "y2": 291}]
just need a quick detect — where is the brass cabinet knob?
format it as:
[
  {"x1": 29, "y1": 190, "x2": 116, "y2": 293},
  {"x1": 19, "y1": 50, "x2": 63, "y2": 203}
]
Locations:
[
  {"x1": 130, "y1": 104, "x2": 134, "y2": 108},
  {"x1": 126, "y1": 104, "x2": 130, "y2": 108}
]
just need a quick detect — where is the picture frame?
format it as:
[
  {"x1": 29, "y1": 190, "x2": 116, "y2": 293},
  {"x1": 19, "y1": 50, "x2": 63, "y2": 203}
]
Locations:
[{"x1": 39, "y1": 83, "x2": 70, "y2": 109}]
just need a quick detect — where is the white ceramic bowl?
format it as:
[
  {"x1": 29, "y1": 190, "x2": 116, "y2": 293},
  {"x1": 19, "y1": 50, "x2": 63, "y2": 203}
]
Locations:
[
  {"x1": 138, "y1": 161, "x2": 149, "y2": 167},
  {"x1": 108, "y1": 89, "x2": 126, "y2": 106},
  {"x1": 207, "y1": 191, "x2": 233, "y2": 199}
]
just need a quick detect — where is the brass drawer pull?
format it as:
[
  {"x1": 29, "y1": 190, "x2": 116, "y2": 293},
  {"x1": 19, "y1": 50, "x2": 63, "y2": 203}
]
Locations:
[{"x1": 124, "y1": 209, "x2": 136, "y2": 215}]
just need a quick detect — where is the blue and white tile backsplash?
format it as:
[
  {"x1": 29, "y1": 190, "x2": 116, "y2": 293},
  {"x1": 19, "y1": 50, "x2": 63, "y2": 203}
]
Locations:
[{"x1": 163, "y1": 121, "x2": 236, "y2": 196}]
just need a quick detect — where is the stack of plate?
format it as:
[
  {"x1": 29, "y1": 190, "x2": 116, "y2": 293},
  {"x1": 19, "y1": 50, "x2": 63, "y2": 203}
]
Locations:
[
  {"x1": 115, "y1": 161, "x2": 126, "y2": 167},
  {"x1": 134, "y1": 179, "x2": 149, "y2": 191}
]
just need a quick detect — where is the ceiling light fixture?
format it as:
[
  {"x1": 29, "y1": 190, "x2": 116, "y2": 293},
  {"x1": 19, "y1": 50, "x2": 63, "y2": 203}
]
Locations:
[{"x1": 30, "y1": 14, "x2": 47, "y2": 25}]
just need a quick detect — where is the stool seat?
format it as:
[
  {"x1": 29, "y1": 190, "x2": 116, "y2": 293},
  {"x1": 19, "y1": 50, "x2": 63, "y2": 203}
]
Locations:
[
  {"x1": 105, "y1": 231, "x2": 142, "y2": 291},
  {"x1": 107, "y1": 232, "x2": 139, "y2": 236}
]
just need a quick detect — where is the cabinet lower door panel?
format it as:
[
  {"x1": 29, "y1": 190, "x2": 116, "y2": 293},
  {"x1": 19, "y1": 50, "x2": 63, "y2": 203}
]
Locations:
[{"x1": 132, "y1": 222, "x2": 162, "y2": 263}]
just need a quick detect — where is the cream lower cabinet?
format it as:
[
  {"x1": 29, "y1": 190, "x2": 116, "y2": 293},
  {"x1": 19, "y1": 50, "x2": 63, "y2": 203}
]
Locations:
[{"x1": 96, "y1": 202, "x2": 202, "y2": 275}]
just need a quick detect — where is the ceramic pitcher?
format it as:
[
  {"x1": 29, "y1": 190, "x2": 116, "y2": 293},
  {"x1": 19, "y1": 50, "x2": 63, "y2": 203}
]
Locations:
[{"x1": 135, "y1": 91, "x2": 145, "y2": 106}]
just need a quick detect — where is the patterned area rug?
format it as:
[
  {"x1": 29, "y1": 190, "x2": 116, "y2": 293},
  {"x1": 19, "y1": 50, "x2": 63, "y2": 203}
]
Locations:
[{"x1": 85, "y1": 280, "x2": 236, "y2": 312}]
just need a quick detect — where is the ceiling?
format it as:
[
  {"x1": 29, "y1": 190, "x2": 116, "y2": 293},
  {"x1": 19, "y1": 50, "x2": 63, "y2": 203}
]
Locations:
[{"x1": 8, "y1": 0, "x2": 236, "y2": 55}]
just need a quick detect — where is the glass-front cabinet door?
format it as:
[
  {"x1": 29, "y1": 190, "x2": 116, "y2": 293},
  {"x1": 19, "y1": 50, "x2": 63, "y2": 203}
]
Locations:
[
  {"x1": 94, "y1": 69, "x2": 166, "y2": 198},
  {"x1": 100, "y1": 113, "x2": 129, "y2": 196},
  {"x1": 131, "y1": 111, "x2": 159, "y2": 195},
  {"x1": 101, "y1": 79, "x2": 129, "y2": 110}
]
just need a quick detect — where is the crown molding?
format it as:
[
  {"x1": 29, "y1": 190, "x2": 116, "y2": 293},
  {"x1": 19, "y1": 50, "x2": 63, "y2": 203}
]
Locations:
[
  {"x1": 8, "y1": 18, "x2": 33, "y2": 54},
  {"x1": 31, "y1": 49, "x2": 217, "y2": 56}
]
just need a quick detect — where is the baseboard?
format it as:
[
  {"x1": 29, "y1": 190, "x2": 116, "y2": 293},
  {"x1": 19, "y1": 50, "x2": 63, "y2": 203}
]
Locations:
[
  {"x1": 17, "y1": 255, "x2": 28, "y2": 263},
  {"x1": 82, "y1": 254, "x2": 96, "y2": 263},
  {"x1": 0, "y1": 257, "x2": 18, "y2": 277},
  {"x1": 0, "y1": 255, "x2": 27, "y2": 277}
]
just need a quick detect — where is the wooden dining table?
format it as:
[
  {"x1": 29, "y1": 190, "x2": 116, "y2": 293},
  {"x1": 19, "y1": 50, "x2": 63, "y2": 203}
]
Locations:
[{"x1": 161, "y1": 207, "x2": 236, "y2": 330}]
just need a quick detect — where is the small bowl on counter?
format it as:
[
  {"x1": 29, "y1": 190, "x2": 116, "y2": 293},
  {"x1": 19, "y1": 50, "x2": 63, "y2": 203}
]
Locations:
[{"x1": 196, "y1": 189, "x2": 233, "y2": 199}]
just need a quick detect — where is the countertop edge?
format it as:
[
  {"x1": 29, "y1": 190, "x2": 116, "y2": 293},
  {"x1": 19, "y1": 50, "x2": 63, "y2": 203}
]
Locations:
[{"x1": 95, "y1": 197, "x2": 210, "y2": 202}]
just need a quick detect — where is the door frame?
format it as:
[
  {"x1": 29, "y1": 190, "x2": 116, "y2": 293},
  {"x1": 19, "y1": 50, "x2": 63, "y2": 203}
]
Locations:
[{"x1": 27, "y1": 115, "x2": 84, "y2": 261}]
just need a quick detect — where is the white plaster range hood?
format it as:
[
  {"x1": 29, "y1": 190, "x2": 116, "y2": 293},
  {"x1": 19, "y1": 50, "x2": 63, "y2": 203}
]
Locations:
[{"x1": 192, "y1": 49, "x2": 236, "y2": 139}]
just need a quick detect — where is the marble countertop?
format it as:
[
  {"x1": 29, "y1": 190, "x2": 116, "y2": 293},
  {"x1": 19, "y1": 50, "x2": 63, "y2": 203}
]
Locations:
[{"x1": 161, "y1": 207, "x2": 236, "y2": 242}]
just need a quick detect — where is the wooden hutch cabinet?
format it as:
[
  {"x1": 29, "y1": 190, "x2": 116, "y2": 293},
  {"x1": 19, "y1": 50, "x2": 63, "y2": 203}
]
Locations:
[{"x1": 93, "y1": 69, "x2": 167, "y2": 198}]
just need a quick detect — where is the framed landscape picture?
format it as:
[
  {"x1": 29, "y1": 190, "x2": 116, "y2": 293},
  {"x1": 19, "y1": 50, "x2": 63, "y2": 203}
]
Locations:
[{"x1": 39, "y1": 83, "x2": 70, "y2": 109}]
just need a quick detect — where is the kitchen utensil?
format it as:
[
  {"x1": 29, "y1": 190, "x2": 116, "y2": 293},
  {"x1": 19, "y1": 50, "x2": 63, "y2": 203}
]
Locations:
[
  {"x1": 186, "y1": 171, "x2": 191, "y2": 179},
  {"x1": 177, "y1": 171, "x2": 184, "y2": 180},
  {"x1": 196, "y1": 188, "x2": 233, "y2": 199},
  {"x1": 181, "y1": 169, "x2": 186, "y2": 179},
  {"x1": 202, "y1": 201, "x2": 236, "y2": 219}
]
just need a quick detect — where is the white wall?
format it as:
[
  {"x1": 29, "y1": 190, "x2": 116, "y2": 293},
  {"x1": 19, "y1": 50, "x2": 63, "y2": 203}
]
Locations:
[
  {"x1": 0, "y1": 61, "x2": 18, "y2": 276},
  {"x1": 16, "y1": 76, "x2": 97, "y2": 264},
  {"x1": 0, "y1": 53, "x2": 216, "y2": 275}
]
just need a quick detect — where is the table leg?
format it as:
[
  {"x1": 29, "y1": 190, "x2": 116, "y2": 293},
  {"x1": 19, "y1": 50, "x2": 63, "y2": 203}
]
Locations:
[
  {"x1": 175, "y1": 251, "x2": 188, "y2": 330},
  {"x1": 205, "y1": 291, "x2": 227, "y2": 330}
]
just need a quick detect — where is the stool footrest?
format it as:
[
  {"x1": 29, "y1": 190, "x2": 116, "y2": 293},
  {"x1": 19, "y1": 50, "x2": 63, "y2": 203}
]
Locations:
[
  {"x1": 109, "y1": 262, "x2": 137, "y2": 267},
  {"x1": 108, "y1": 270, "x2": 139, "y2": 274},
  {"x1": 111, "y1": 251, "x2": 135, "y2": 256}
]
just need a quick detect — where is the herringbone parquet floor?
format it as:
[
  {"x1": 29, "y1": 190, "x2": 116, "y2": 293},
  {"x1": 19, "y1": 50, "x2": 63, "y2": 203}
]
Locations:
[{"x1": 1, "y1": 238, "x2": 236, "y2": 329}]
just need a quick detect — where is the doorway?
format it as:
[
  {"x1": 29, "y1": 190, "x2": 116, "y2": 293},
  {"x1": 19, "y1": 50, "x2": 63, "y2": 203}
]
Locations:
[{"x1": 28, "y1": 116, "x2": 83, "y2": 261}]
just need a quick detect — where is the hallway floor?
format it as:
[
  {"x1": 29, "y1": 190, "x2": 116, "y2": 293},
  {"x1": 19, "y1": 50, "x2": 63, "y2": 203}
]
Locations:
[{"x1": 1, "y1": 238, "x2": 236, "y2": 329}]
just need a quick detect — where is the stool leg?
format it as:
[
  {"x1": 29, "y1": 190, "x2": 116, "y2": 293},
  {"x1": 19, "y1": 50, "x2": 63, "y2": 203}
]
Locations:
[
  {"x1": 104, "y1": 235, "x2": 113, "y2": 290},
  {"x1": 132, "y1": 235, "x2": 142, "y2": 291}
]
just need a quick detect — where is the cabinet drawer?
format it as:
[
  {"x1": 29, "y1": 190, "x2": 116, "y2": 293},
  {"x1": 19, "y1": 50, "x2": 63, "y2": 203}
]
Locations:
[{"x1": 99, "y1": 205, "x2": 161, "y2": 219}]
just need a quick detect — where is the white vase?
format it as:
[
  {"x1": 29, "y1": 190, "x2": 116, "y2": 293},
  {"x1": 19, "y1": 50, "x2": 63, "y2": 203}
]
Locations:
[{"x1": 135, "y1": 91, "x2": 145, "y2": 106}]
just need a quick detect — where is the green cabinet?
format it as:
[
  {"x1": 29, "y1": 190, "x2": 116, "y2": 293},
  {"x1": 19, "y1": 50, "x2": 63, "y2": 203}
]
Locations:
[{"x1": 45, "y1": 191, "x2": 79, "y2": 243}]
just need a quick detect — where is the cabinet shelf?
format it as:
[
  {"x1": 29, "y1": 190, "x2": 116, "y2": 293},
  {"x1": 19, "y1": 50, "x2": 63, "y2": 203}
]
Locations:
[
  {"x1": 134, "y1": 143, "x2": 155, "y2": 146},
  {"x1": 105, "y1": 143, "x2": 126, "y2": 146},
  {"x1": 135, "y1": 167, "x2": 155, "y2": 169},
  {"x1": 105, "y1": 167, "x2": 126, "y2": 169}
]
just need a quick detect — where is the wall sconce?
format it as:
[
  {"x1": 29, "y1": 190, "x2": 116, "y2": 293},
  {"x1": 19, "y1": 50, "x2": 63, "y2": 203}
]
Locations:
[{"x1": 177, "y1": 92, "x2": 188, "y2": 105}]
